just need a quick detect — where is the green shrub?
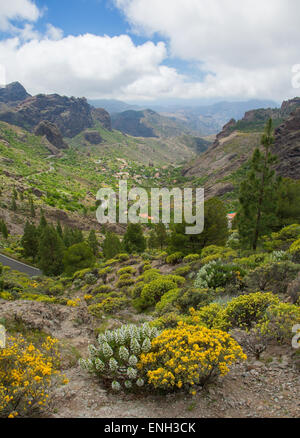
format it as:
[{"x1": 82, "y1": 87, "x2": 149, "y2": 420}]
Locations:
[
  {"x1": 134, "y1": 279, "x2": 177, "y2": 311},
  {"x1": 257, "y1": 303, "x2": 300, "y2": 344},
  {"x1": 222, "y1": 292, "x2": 280, "y2": 330},
  {"x1": 263, "y1": 224, "x2": 300, "y2": 251},
  {"x1": 98, "y1": 267, "x2": 112, "y2": 279},
  {"x1": 79, "y1": 323, "x2": 159, "y2": 391},
  {"x1": 194, "y1": 261, "x2": 246, "y2": 290},
  {"x1": 201, "y1": 245, "x2": 237, "y2": 264},
  {"x1": 88, "y1": 297, "x2": 128, "y2": 316},
  {"x1": 48, "y1": 284, "x2": 64, "y2": 296},
  {"x1": 84, "y1": 273, "x2": 98, "y2": 285},
  {"x1": 177, "y1": 288, "x2": 216, "y2": 313},
  {"x1": 150, "y1": 313, "x2": 183, "y2": 330},
  {"x1": 72, "y1": 268, "x2": 92, "y2": 281},
  {"x1": 166, "y1": 252, "x2": 184, "y2": 265},
  {"x1": 92, "y1": 285, "x2": 113, "y2": 295},
  {"x1": 245, "y1": 261, "x2": 300, "y2": 294},
  {"x1": 0, "y1": 292, "x2": 14, "y2": 301},
  {"x1": 164, "y1": 275, "x2": 186, "y2": 286},
  {"x1": 116, "y1": 277, "x2": 135, "y2": 289},
  {"x1": 131, "y1": 282, "x2": 145, "y2": 300},
  {"x1": 117, "y1": 267, "x2": 137, "y2": 277},
  {"x1": 183, "y1": 254, "x2": 200, "y2": 263},
  {"x1": 142, "y1": 262, "x2": 152, "y2": 272},
  {"x1": 289, "y1": 238, "x2": 300, "y2": 263},
  {"x1": 155, "y1": 289, "x2": 181, "y2": 315},
  {"x1": 116, "y1": 253, "x2": 130, "y2": 262},
  {"x1": 136, "y1": 269, "x2": 161, "y2": 284},
  {"x1": 173, "y1": 265, "x2": 192, "y2": 277}
]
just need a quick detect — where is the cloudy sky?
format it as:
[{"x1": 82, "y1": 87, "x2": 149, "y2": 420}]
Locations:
[{"x1": 0, "y1": 0, "x2": 299, "y2": 103}]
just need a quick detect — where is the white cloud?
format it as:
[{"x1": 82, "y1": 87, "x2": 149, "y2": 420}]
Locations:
[
  {"x1": 46, "y1": 24, "x2": 64, "y2": 41},
  {"x1": 113, "y1": 0, "x2": 300, "y2": 100},
  {"x1": 0, "y1": 34, "x2": 183, "y2": 100},
  {"x1": 0, "y1": 0, "x2": 298, "y2": 101},
  {"x1": 0, "y1": 0, "x2": 41, "y2": 32}
]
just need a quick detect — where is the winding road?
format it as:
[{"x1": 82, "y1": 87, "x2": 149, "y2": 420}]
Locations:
[{"x1": 0, "y1": 253, "x2": 42, "y2": 277}]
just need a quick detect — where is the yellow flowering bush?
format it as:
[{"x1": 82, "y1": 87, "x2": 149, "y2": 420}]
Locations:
[
  {"x1": 67, "y1": 298, "x2": 81, "y2": 307},
  {"x1": 0, "y1": 335, "x2": 64, "y2": 418},
  {"x1": 189, "y1": 304, "x2": 225, "y2": 330},
  {"x1": 138, "y1": 322, "x2": 247, "y2": 393}
]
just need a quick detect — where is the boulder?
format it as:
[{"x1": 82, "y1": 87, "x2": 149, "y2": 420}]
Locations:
[
  {"x1": 34, "y1": 121, "x2": 68, "y2": 149},
  {"x1": 84, "y1": 130, "x2": 103, "y2": 145}
]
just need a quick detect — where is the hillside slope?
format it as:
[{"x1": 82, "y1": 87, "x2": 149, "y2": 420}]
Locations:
[
  {"x1": 111, "y1": 109, "x2": 194, "y2": 138},
  {"x1": 183, "y1": 98, "x2": 300, "y2": 203}
]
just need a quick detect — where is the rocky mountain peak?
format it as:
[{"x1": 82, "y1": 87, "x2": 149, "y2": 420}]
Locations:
[{"x1": 0, "y1": 81, "x2": 31, "y2": 105}]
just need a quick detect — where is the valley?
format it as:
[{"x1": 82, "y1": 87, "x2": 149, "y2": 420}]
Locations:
[{"x1": 0, "y1": 81, "x2": 299, "y2": 420}]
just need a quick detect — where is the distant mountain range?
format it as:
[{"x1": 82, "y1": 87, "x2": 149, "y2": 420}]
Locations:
[{"x1": 89, "y1": 98, "x2": 278, "y2": 136}]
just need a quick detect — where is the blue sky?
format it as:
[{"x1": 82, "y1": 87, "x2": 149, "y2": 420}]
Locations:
[
  {"x1": 34, "y1": 0, "x2": 132, "y2": 39},
  {"x1": 0, "y1": 0, "x2": 298, "y2": 102}
]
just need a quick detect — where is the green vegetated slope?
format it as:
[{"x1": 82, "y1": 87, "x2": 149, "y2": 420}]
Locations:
[
  {"x1": 69, "y1": 121, "x2": 206, "y2": 166},
  {"x1": 0, "y1": 119, "x2": 199, "y2": 235}
]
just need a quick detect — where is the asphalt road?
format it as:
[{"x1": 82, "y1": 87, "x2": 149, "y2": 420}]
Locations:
[{"x1": 0, "y1": 253, "x2": 42, "y2": 277}]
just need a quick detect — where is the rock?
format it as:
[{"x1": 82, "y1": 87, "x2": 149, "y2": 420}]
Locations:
[
  {"x1": 34, "y1": 121, "x2": 68, "y2": 149},
  {"x1": 273, "y1": 108, "x2": 300, "y2": 180},
  {"x1": 0, "y1": 81, "x2": 31, "y2": 105},
  {"x1": 0, "y1": 93, "x2": 94, "y2": 137},
  {"x1": 32, "y1": 188, "x2": 45, "y2": 198},
  {"x1": 84, "y1": 130, "x2": 103, "y2": 145},
  {"x1": 92, "y1": 108, "x2": 112, "y2": 131},
  {"x1": 2, "y1": 157, "x2": 14, "y2": 164}
]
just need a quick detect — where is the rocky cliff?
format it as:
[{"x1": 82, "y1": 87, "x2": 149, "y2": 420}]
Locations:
[
  {"x1": 183, "y1": 97, "x2": 300, "y2": 198},
  {"x1": 92, "y1": 108, "x2": 112, "y2": 131},
  {"x1": 0, "y1": 82, "x2": 31, "y2": 106},
  {"x1": 34, "y1": 121, "x2": 69, "y2": 150},
  {"x1": 273, "y1": 108, "x2": 300, "y2": 179},
  {"x1": 0, "y1": 83, "x2": 112, "y2": 138}
]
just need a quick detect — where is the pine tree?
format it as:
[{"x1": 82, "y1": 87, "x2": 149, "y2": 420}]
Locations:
[
  {"x1": 168, "y1": 197, "x2": 229, "y2": 255},
  {"x1": 38, "y1": 210, "x2": 47, "y2": 234},
  {"x1": 56, "y1": 221, "x2": 63, "y2": 238},
  {"x1": 13, "y1": 187, "x2": 18, "y2": 200},
  {"x1": 148, "y1": 223, "x2": 168, "y2": 250},
  {"x1": 63, "y1": 226, "x2": 73, "y2": 248},
  {"x1": 38, "y1": 225, "x2": 64, "y2": 276},
  {"x1": 88, "y1": 229, "x2": 98, "y2": 255},
  {"x1": 237, "y1": 119, "x2": 280, "y2": 250},
  {"x1": 0, "y1": 219, "x2": 8, "y2": 239},
  {"x1": 103, "y1": 232, "x2": 122, "y2": 259},
  {"x1": 11, "y1": 197, "x2": 17, "y2": 212},
  {"x1": 123, "y1": 223, "x2": 146, "y2": 254},
  {"x1": 276, "y1": 178, "x2": 300, "y2": 228},
  {"x1": 29, "y1": 197, "x2": 36, "y2": 218},
  {"x1": 63, "y1": 242, "x2": 95, "y2": 276},
  {"x1": 148, "y1": 229, "x2": 159, "y2": 249},
  {"x1": 21, "y1": 221, "x2": 39, "y2": 260}
]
